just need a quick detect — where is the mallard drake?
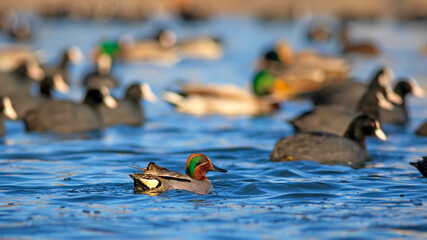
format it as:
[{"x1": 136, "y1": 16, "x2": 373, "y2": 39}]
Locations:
[
  {"x1": 10, "y1": 74, "x2": 69, "y2": 119},
  {"x1": 177, "y1": 37, "x2": 222, "y2": 60},
  {"x1": 0, "y1": 45, "x2": 41, "y2": 72},
  {"x1": 98, "y1": 83, "x2": 156, "y2": 127},
  {"x1": 271, "y1": 114, "x2": 387, "y2": 169},
  {"x1": 380, "y1": 79, "x2": 425, "y2": 125},
  {"x1": 0, "y1": 97, "x2": 18, "y2": 136},
  {"x1": 24, "y1": 87, "x2": 117, "y2": 133},
  {"x1": 163, "y1": 71, "x2": 280, "y2": 116},
  {"x1": 93, "y1": 31, "x2": 180, "y2": 65},
  {"x1": 410, "y1": 156, "x2": 427, "y2": 177},
  {"x1": 43, "y1": 46, "x2": 83, "y2": 83},
  {"x1": 129, "y1": 153, "x2": 227, "y2": 195},
  {"x1": 259, "y1": 42, "x2": 350, "y2": 99}
]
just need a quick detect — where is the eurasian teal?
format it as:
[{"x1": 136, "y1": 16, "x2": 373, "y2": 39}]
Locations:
[
  {"x1": 129, "y1": 153, "x2": 227, "y2": 195},
  {"x1": 162, "y1": 70, "x2": 280, "y2": 116}
]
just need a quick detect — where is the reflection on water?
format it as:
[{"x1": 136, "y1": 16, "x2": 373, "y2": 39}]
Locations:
[{"x1": 0, "y1": 16, "x2": 427, "y2": 239}]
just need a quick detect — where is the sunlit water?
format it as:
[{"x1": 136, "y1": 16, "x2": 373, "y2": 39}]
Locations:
[{"x1": 1, "y1": 15, "x2": 427, "y2": 239}]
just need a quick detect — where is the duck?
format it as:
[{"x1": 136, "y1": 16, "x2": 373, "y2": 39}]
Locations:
[
  {"x1": 410, "y1": 156, "x2": 427, "y2": 177},
  {"x1": 271, "y1": 114, "x2": 387, "y2": 169},
  {"x1": 98, "y1": 83, "x2": 157, "y2": 127},
  {"x1": 94, "y1": 31, "x2": 180, "y2": 64},
  {"x1": 0, "y1": 45, "x2": 41, "y2": 72},
  {"x1": 43, "y1": 46, "x2": 83, "y2": 83},
  {"x1": 380, "y1": 79, "x2": 425, "y2": 125},
  {"x1": 129, "y1": 153, "x2": 227, "y2": 195},
  {"x1": 83, "y1": 54, "x2": 119, "y2": 89},
  {"x1": 309, "y1": 67, "x2": 402, "y2": 109},
  {"x1": 0, "y1": 97, "x2": 18, "y2": 136},
  {"x1": 0, "y1": 61, "x2": 45, "y2": 97},
  {"x1": 340, "y1": 21, "x2": 380, "y2": 56},
  {"x1": 416, "y1": 120, "x2": 427, "y2": 136},
  {"x1": 162, "y1": 71, "x2": 280, "y2": 116},
  {"x1": 290, "y1": 81, "x2": 394, "y2": 135},
  {"x1": 177, "y1": 36, "x2": 223, "y2": 60},
  {"x1": 259, "y1": 42, "x2": 350, "y2": 100},
  {"x1": 24, "y1": 87, "x2": 117, "y2": 133},
  {"x1": 306, "y1": 23, "x2": 331, "y2": 43},
  {"x1": 10, "y1": 74, "x2": 69, "y2": 119}
]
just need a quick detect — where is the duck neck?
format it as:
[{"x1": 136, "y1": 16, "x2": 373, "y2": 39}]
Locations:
[
  {"x1": 356, "y1": 89, "x2": 380, "y2": 121},
  {"x1": 59, "y1": 52, "x2": 70, "y2": 69},
  {"x1": 344, "y1": 123, "x2": 367, "y2": 148}
]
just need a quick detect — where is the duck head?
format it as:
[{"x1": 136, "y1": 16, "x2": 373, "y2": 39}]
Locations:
[
  {"x1": 252, "y1": 70, "x2": 276, "y2": 96},
  {"x1": 344, "y1": 114, "x2": 387, "y2": 147},
  {"x1": 371, "y1": 67, "x2": 402, "y2": 104},
  {"x1": 14, "y1": 61, "x2": 45, "y2": 82},
  {"x1": 394, "y1": 79, "x2": 425, "y2": 98},
  {"x1": 84, "y1": 86, "x2": 117, "y2": 109},
  {"x1": 40, "y1": 74, "x2": 69, "y2": 97},
  {"x1": 125, "y1": 83, "x2": 157, "y2": 102},
  {"x1": 155, "y1": 29, "x2": 177, "y2": 49},
  {"x1": 185, "y1": 153, "x2": 227, "y2": 180}
]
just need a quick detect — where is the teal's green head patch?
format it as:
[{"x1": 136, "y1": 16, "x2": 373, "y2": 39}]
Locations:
[{"x1": 185, "y1": 155, "x2": 205, "y2": 178}]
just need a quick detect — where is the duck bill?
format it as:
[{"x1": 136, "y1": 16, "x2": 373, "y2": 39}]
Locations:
[
  {"x1": 3, "y1": 97, "x2": 17, "y2": 120},
  {"x1": 140, "y1": 83, "x2": 158, "y2": 102},
  {"x1": 53, "y1": 74, "x2": 70, "y2": 93},
  {"x1": 374, "y1": 121, "x2": 387, "y2": 141},
  {"x1": 27, "y1": 61, "x2": 45, "y2": 81},
  {"x1": 211, "y1": 163, "x2": 227, "y2": 173},
  {"x1": 385, "y1": 86, "x2": 402, "y2": 104},
  {"x1": 376, "y1": 92, "x2": 394, "y2": 110},
  {"x1": 101, "y1": 86, "x2": 117, "y2": 109},
  {"x1": 409, "y1": 79, "x2": 425, "y2": 97}
]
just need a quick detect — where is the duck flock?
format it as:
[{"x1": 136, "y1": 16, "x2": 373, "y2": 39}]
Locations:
[{"x1": 0, "y1": 7, "x2": 426, "y2": 196}]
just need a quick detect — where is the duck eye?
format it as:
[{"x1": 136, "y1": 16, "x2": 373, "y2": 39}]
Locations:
[{"x1": 370, "y1": 122, "x2": 375, "y2": 128}]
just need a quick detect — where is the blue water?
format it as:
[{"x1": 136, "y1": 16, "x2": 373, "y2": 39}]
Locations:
[{"x1": 1, "y1": 15, "x2": 427, "y2": 239}]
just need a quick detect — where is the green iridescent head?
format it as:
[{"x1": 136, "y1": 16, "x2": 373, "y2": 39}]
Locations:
[
  {"x1": 99, "y1": 41, "x2": 120, "y2": 57},
  {"x1": 253, "y1": 70, "x2": 275, "y2": 96},
  {"x1": 185, "y1": 153, "x2": 227, "y2": 180}
]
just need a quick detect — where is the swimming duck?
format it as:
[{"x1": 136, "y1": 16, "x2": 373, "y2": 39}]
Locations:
[
  {"x1": 177, "y1": 36, "x2": 222, "y2": 60},
  {"x1": 0, "y1": 61, "x2": 44, "y2": 97},
  {"x1": 259, "y1": 42, "x2": 350, "y2": 99},
  {"x1": 340, "y1": 21, "x2": 380, "y2": 56},
  {"x1": 98, "y1": 83, "x2": 156, "y2": 127},
  {"x1": 290, "y1": 82, "x2": 394, "y2": 135},
  {"x1": 43, "y1": 46, "x2": 83, "y2": 83},
  {"x1": 94, "y1": 31, "x2": 180, "y2": 64},
  {"x1": 410, "y1": 156, "x2": 427, "y2": 177},
  {"x1": 24, "y1": 87, "x2": 117, "y2": 133},
  {"x1": 306, "y1": 23, "x2": 331, "y2": 43},
  {"x1": 10, "y1": 74, "x2": 69, "y2": 119},
  {"x1": 416, "y1": 120, "x2": 427, "y2": 136},
  {"x1": 0, "y1": 97, "x2": 18, "y2": 136},
  {"x1": 83, "y1": 54, "x2": 119, "y2": 89},
  {"x1": 0, "y1": 45, "x2": 41, "y2": 72},
  {"x1": 271, "y1": 114, "x2": 387, "y2": 168},
  {"x1": 162, "y1": 71, "x2": 280, "y2": 116},
  {"x1": 309, "y1": 67, "x2": 401, "y2": 109},
  {"x1": 129, "y1": 153, "x2": 227, "y2": 195},
  {"x1": 380, "y1": 79, "x2": 425, "y2": 125}
]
